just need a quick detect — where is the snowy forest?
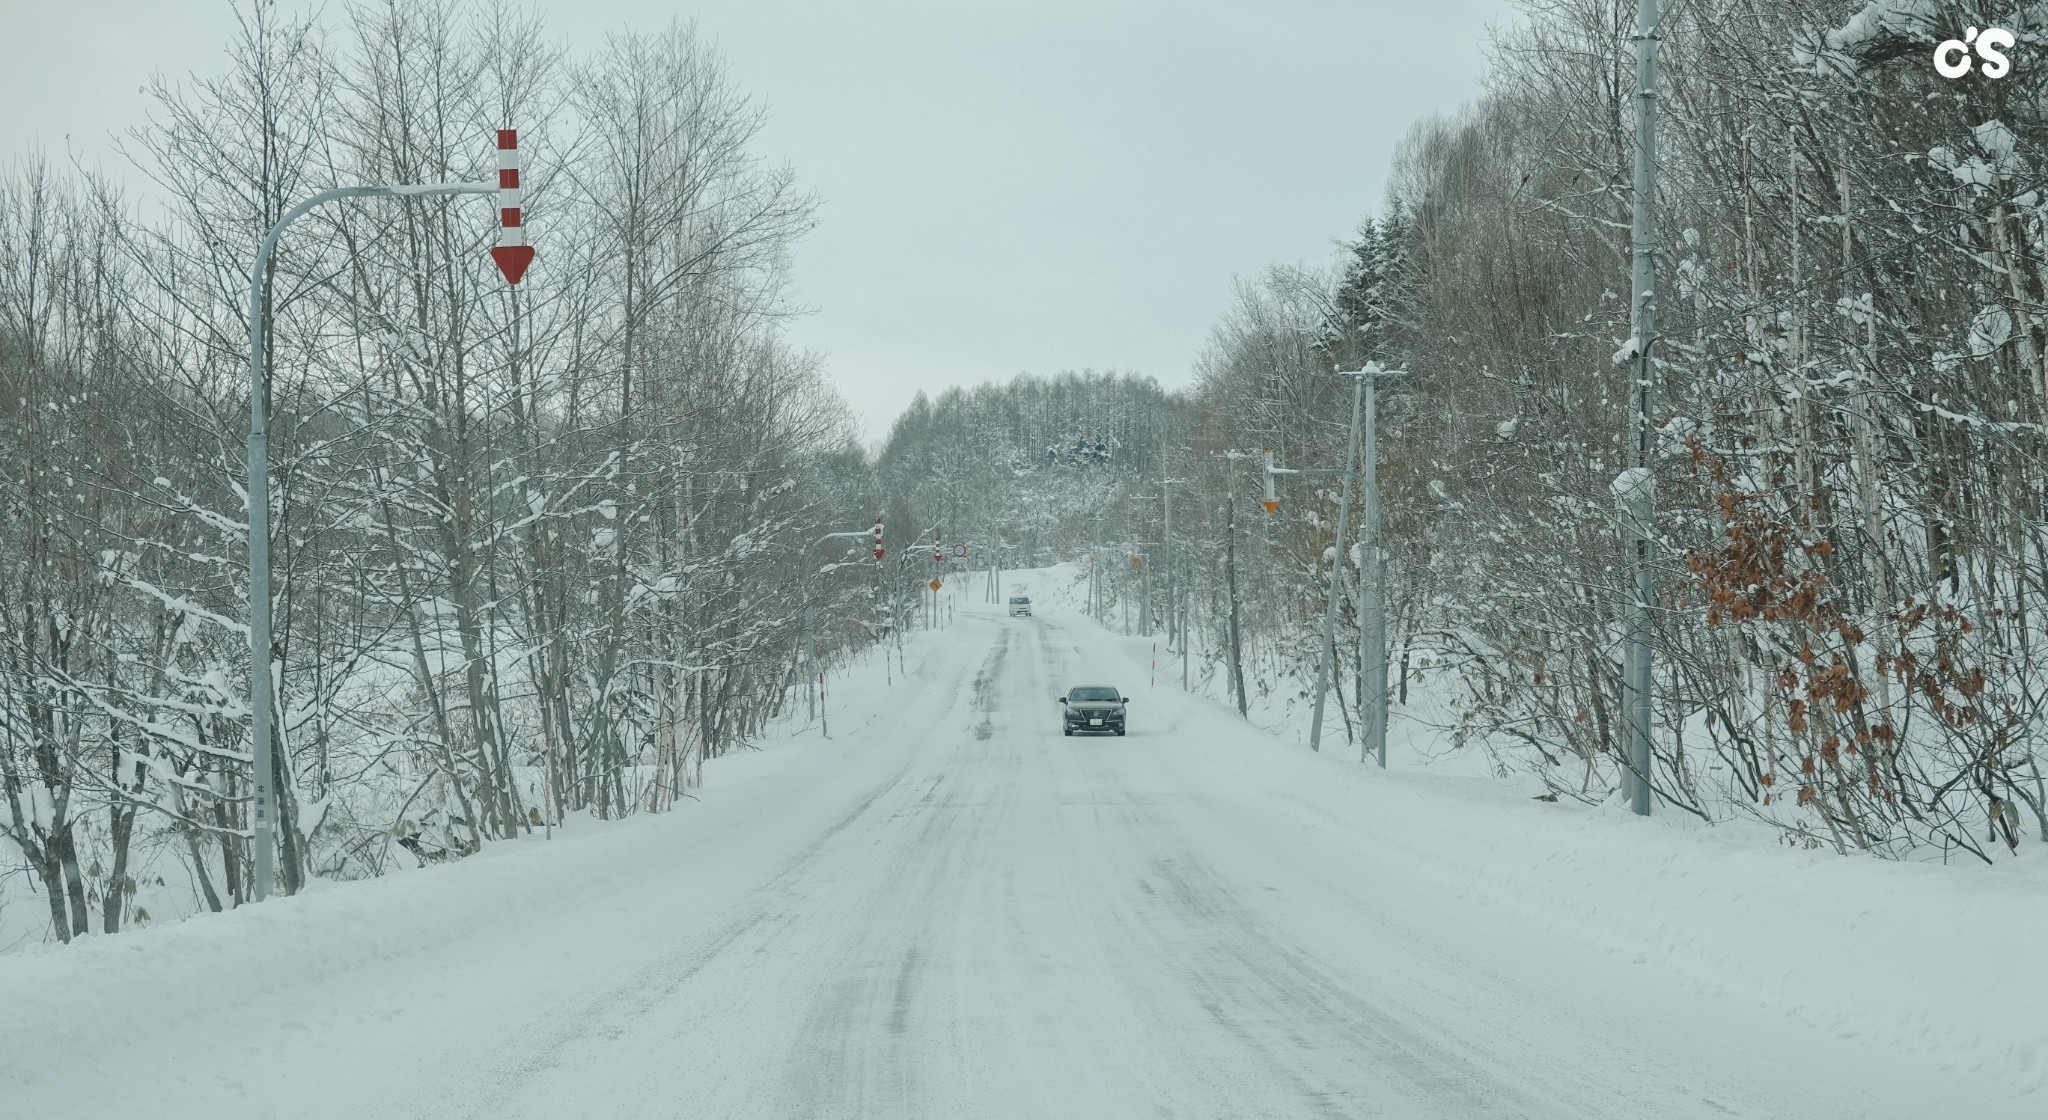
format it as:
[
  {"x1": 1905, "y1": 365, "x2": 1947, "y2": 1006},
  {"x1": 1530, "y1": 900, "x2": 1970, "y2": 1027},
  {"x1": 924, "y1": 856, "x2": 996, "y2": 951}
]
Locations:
[
  {"x1": 0, "y1": 4, "x2": 889, "y2": 945},
  {"x1": 6, "y1": 0, "x2": 2048, "y2": 952},
  {"x1": 883, "y1": 0, "x2": 2048, "y2": 866}
]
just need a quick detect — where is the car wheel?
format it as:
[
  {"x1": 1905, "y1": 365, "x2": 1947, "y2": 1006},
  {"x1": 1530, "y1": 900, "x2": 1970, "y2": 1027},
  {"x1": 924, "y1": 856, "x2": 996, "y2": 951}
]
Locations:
[
  {"x1": 1063, "y1": 727, "x2": 1073, "y2": 736},
  {"x1": 1115, "y1": 728, "x2": 1126, "y2": 736}
]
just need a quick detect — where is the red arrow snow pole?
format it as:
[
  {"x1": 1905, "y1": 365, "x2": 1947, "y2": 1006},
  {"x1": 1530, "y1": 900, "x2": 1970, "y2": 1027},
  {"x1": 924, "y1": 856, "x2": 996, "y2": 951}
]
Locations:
[{"x1": 490, "y1": 129, "x2": 536, "y2": 285}]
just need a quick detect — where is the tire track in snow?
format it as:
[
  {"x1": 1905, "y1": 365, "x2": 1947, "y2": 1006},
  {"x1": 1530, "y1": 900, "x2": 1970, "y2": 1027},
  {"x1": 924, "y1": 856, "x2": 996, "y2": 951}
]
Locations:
[
  {"x1": 1039, "y1": 613, "x2": 1551, "y2": 1118},
  {"x1": 778, "y1": 628, "x2": 1019, "y2": 1117},
  {"x1": 459, "y1": 627, "x2": 996, "y2": 1117},
  {"x1": 970, "y1": 625, "x2": 1010, "y2": 740}
]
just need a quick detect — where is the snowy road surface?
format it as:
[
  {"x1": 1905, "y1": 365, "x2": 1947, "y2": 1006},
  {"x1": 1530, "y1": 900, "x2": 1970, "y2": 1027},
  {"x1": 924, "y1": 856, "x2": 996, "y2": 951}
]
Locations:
[{"x1": 2, "y1": 590, "x2": 2030, "y2": 1119}]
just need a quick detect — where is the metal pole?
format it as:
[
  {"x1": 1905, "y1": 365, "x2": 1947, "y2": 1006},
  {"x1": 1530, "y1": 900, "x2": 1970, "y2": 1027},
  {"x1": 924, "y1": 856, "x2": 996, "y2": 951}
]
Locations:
[
  {"x1": 804, "y1": 598, "x2": 816, "y2": 723},
  {"x1": 1140, "y1": 555, "x2": 1152, "y2": 634},
  {"x1": 1224, "y1": 459, "x2": 1245, "y2": 716},
  {"x1": 1620, "y1": 0, "x2": 1659, "y2": 816},
  {"x1": 1091, "y1": 513, "x2": 1105, "y2": 620},
  {"x1": 1182, "y1": 578, "x2": 1189, "y2": 690},
  {"x1": 1162, "y1": 476, "x2": 1185, "y2": 689},
  {"x1": 1361, "y1": 366, "x2": 1389, "y2": 768},
  {"x1": 246, "y1": 181, "x2": 491, "y2": 902},
  {"x1": 1160, "y1": 480, "x2": 1177, "y2": 647},
  {"x1": 1308, "y1": 372, "x2": 1364, "y2": 754}
]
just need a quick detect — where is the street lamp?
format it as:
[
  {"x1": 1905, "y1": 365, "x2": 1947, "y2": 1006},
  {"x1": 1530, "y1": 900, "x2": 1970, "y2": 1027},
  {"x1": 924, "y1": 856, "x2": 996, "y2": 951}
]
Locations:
[
  {"x1": 802, "y1": 528, "x2": 882, "y2": 733},
  {"x1": 245, "y1": 132, "x2": 531, "y2": 902}
]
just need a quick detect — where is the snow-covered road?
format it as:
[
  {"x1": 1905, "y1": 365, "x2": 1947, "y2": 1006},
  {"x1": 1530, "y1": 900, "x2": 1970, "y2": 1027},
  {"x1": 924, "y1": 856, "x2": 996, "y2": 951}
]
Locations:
[{"x1": 3, "y1": 590, "x2": 2030, "y2": 1118}]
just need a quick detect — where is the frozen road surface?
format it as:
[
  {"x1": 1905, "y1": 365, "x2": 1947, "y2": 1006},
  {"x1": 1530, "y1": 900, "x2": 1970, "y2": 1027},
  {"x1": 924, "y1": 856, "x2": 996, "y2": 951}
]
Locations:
[{"x1": 3, "y1": 586, "x2": 2035, "y2": 1118}]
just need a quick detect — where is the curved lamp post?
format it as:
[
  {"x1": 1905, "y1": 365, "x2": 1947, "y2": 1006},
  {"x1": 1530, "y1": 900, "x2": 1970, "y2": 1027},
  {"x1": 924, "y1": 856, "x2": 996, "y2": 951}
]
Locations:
[{"x1": 247, "y1": 151, "x2": 529, "y2": 900}]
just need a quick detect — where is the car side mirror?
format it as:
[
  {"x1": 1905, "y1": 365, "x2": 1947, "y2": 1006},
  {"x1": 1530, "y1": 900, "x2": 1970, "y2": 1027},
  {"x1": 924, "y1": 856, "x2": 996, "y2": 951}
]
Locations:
[
  {"x1": 1120, "y1": 697, "x2": 1130, "y2": 704},
  {"x1": 1057, "y1": 696, "x2": 1067, "y2": 704}
]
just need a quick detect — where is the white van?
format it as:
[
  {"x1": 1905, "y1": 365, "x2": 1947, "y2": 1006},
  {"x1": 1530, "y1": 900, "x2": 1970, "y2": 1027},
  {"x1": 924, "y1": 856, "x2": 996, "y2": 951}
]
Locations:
[{"x1": 1008, "y1": 596, "x2": 1032, "y2": 617}]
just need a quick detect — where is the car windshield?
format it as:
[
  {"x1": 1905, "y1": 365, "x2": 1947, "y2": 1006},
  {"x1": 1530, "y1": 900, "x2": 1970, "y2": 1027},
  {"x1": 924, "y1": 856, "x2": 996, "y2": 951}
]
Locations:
[
  {"x1": 1070, "y1": 687, "x2": 1119, "y2": 701},
  {"x1": 1010, "y1": 597, "x2": 1028, "y2": 603}
]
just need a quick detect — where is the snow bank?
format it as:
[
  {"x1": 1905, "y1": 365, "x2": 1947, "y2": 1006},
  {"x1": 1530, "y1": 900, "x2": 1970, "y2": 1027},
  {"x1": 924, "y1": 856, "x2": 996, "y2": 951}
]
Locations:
[
  {"x1": 9, "y1": 572, "x2": 2043, "y2": 1104},
  {"x1": 1078, "y1": 618, "x2": 2048, "y2": 1099},
  {"x1": 0, "y1": 630, "x2": 936, "y2": 1081}
]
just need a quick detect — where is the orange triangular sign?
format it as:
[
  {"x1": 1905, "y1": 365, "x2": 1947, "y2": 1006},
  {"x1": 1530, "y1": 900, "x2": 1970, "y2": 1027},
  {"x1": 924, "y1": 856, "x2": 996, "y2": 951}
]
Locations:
[
  {"x1": 491, "y1": 245, "x2": 536, "y2": 285},
  {"x1": 1262, "y1": 500, "x2": 1278, "y2": 513}
]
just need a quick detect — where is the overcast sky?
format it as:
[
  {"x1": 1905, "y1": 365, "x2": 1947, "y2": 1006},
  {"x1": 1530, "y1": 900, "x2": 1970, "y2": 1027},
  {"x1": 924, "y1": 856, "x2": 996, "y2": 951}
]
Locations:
[{"x1": 2, "y1": 0, "x2": 1513, "y2": 442}]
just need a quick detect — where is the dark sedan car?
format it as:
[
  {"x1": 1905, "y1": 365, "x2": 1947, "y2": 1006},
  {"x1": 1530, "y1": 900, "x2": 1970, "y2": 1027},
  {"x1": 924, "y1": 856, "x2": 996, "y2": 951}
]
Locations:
[{"x1": 1058, "y1": 686, "x2": 1128, "y2": 736}]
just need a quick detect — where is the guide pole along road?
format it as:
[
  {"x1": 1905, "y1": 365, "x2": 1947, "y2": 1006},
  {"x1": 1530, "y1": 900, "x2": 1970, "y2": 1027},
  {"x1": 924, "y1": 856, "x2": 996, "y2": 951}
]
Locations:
[{"x1": 246, "y1": 132, "x2": 532, "y2": 902}]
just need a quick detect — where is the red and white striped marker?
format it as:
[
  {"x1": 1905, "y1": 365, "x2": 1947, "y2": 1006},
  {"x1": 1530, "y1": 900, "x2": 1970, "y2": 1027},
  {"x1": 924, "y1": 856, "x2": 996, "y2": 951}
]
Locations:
[{"x1": 490, "y1": 129, "x2": 535, "y2": 285}]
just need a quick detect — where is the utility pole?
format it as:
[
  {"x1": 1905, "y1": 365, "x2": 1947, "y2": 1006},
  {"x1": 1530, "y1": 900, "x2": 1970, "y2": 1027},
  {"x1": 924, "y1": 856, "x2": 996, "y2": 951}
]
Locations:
[
  {"x1": 1158, "y1": 478, "x2": 1189, "y2": 691},
  {"x1": 245, "y1": 144, "x2": 524, "y2": 903},
  {"x1": 1359, "y1": 363, "x2": 1393, "y2": 768},
  {"x1": 1216, "y1": 452, "x2": 1254, "y2": 717},
  {"x1": 1181, "y1": 561, "x2": 1189, "y2": 692},
  {"x1": 1308, "y1": 370, "x2": 1365, "y2": 754},
  {"x1": 1133, "y1": 553, "x2": 1152, "y2": 633},
  {"x1": 1159, "y1": 478, "x2": 1179, "y2": 649},
  {"x1": 1090, "y1": 511, "x2": 1106, "y2": 621},
  {"x1": 1614, "y1": 0, "x2": 1660, "y2": 816},
  {"x1": 890, "y1": 545, "x2": 906, "y2": 653}
]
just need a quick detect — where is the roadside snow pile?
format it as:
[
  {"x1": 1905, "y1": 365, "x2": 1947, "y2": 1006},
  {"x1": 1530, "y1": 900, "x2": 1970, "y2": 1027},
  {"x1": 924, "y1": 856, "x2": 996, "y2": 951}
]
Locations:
[
  {"x1": 0, "y1": 630, "x2": 930, "y2": 1081},
  {"x1": 1080, "y1": 621, "x2": 2048, "y2": 1098}
]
